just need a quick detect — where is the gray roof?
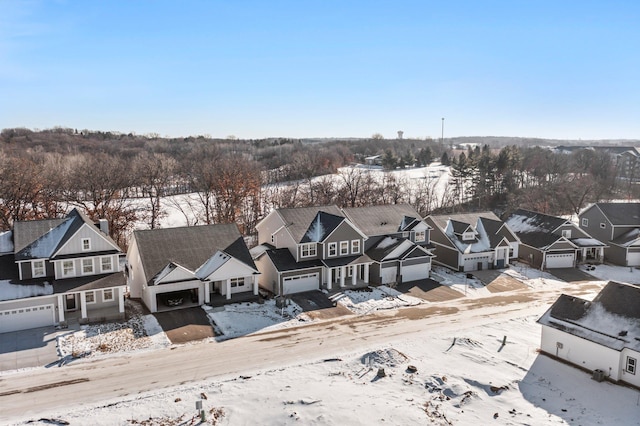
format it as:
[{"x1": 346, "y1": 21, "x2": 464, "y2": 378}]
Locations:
[
  {"x1": 133, "y1": 223, "x2": 255, "y2": 283},
  {"x1": 595, "y1": 203, "x2": 640, "y2": 226},
  {"x1": 428, "y1": 212, "x2": 502, "y2": 232},
  {"x1": 276, "y1": 205, "x2": 344, "y2": 243},
  {"x1": 342, "y1": 204, "x2": 426, "y2": 237},
  {"x1": 266, "y1": 248, "x2": 323, "y2": 272},
  {"x1": 13, "y1": 218, "x2": 66, "y2": 254}
]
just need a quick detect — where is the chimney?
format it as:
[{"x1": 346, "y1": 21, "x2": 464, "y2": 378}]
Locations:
[{"x1": 98, "y1": 219, "x2": 109, "y2": 235}]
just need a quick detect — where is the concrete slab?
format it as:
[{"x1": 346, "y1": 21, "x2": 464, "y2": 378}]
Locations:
[
  {"x1": 471, "y1": 269, "x2": 527, "y2": 293},
  {"x1": 0, "y1": 325, "x2": 73, "y2": 372},
  {"x1": 154, "y1": 307, "x2": 215, "y2": 344},
  {"x1": 291, "y1": 291, "x2": 351, "y2": 320},
  {"x1": 394, "y1": 279, "x2": 465, "y2": 302},
  {"x1": 548, "y1": 268, "x2": 597, "y2": 283}
]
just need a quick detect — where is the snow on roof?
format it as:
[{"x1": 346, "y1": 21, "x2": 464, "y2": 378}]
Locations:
[
  {"x1": 445, "y1": 218, "x2": 491, "y2": 254},
  {"x1": 195, "y1": 251, "x2": 230, "y2": 280},
  {"x1": 20, "y1": 218, "x2": 73, "y2": 259},
  {"x1": 611, "y1": 228, "x2": 640, "y2": 247},
  {"x1": 0, "y1": 231, "x2": 13, "y2": 255},
  {"x1": 571, "y1": 238, "x2": 607, "y2": 247},
  {"x1": 305, "y1": 214, "x2": 325, "y2": 242},
  {"x1": 376, "y1": 236, "x2": 398, "y2": 249},
  {"x1": 0, "y1": 279, "x2": 53, "y2": 301},
  {"x1": 505, "y1": 214, "x2": 543, "y2": 234}
]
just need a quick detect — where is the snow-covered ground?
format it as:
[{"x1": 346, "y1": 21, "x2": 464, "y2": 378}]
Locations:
[
  {"x1": 581, "y1": 263, "x2": 640, "y2": 285},
  {"x1": 333, "y1": 286, "x2": 423, "y2": 315}
]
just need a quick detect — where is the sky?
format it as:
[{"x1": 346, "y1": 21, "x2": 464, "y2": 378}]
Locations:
[{"x1": 1, "y1": 0, "x2": 639, "y2": 140}]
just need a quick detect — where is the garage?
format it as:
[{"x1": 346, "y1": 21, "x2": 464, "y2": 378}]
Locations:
[
  {"x1": 0, "y1": 304, "x2": 55, "y2": 333},
  {"x1": 155, "y1": 289, "x2": 199, "y2": 312},
  {"x1": 628, "y1": 250, "x2": 640, "y2": 267},
  {"x1": 463, "y1": 256, "x2": 490, "y2": 272},
  {"x1": 401, "y1": 263, "x2": 429, "y2": 283},
  {"x1": 283, "y1": 273, "x2": 319, "y2": 294},
  {"x1": 380, "y1": 265, "x2": 398, "y2": 284},
  {"x1": 545, "y1": 253, "x2": 575, "y2": 268}
]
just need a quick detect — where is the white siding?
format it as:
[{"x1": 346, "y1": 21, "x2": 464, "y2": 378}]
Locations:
[
  {"x1": 55, "y1": 224, "x2": 119, "y2": 256},
  {"x1": 127, "y1": 237, "x2": 146, "y2": 298}
]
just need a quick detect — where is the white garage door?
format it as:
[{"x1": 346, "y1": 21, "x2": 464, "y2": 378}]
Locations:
[
  {"x1": 546, "y1": 253, "x2": 575, "y2": 268},
  {"x1": 381, "y1": 266, "x2": 397, "y2": 284},
  {"x1": 0, "y1": 304, "x2": 55, "y2": 333},
  {"x1": 628, "y1": 251, "x2": 640, "y2": 267},
  {"x1": 401, "y1": 263, "x2": 429, "y2": 282},
  {"x1": 283, "y1": 273, "x2": 319, "y2": 294}
]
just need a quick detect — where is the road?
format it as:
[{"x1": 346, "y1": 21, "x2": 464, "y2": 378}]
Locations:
[{"x1": 0, "y1": 281, "x2": 602, "y2": 422}]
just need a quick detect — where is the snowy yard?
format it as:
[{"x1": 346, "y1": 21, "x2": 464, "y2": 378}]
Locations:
[{"x1": 333, "y1": 286, "x2": 423, "y2": 315}]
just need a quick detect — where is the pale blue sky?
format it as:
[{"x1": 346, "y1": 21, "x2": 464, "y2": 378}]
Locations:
[{"x1": 1, "y1": 0, "x2": 639, "y2": 139}]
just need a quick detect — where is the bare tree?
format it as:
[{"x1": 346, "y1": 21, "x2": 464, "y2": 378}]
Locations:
[{"x1": 135, "y1": 152, "x2": 176, "y2": 229}]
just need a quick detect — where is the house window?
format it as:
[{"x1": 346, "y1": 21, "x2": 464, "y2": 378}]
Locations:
[
  {"x1": 328, "y1": 242, "x2": 337, "y2": 257},
  {"x1": 82, "y1": 259, "x2": 94, "y2": 274},
  {"x1": 415, "y1": 231, "x2": 426, "y2": 242},
  {"x1": 32, "y1": 260, "x2": 45, "y2": 278},
  {"x1": 402, "y1": 231, "x2": 409, "y2": 238},
  {"x1": 462, "y1": 232, "x2": 475, "y2": 241},
  {"x1": 600, "y1": 223, "x2": 606, "y2": 229},
  {"x1": 301, "y1": 243, "x2": 316, "y2": 258},
  {"x1": 351, "y1": 240, "x2": 360, "y2": 254},
  {"x1": 103, "y1": 288, "x2": 114, "y2": 302},
  {"x1": 82, "y1": 238, "x2": 91, "y2": 251},
  {"x1": 626, "y1": 357, "x2": 637, "y2": 375},
  {"x1": 561, "y1": 230, "x2": 572, "y2": 239},
  {"x1": 62, "y1": 260, "x2": 75, "y2": 277},
  {"x1": 340, "y1": 241, "x2": 349, "y2": 255},
  {"x1": 346, "y1": 266, "x2": 353, "y2": 277},
  {"x1": 581, "y1": 218, "x2": 588, "y2": 227},
  {"x1": 101, "y1": 257, "x2": 113, "y2": 272},
  {"x1": 85, "y1": 291, "x2": 95, "y2": 304},
  {"x1": 230, "y1": 277, "x2": 245, "y2": 288}
]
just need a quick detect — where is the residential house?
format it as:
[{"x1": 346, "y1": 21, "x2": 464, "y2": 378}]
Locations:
[
  {"x1": 253, "y1": 206, "x2": 371, "y2": 295},
  {"x1": 425, "y1": 212, "x2": 519, "y2": 272},
  {"x1": 342, "y1": 204, "x2": 434, "y2": 284},
  {"x1": 127, "y1": 223, "x2": 259, "y2": 313},
  {"x1": 578, "y1": 203, "x2": 640, "y2": 266},
  {"x1": 0, "y1": 209, "x2": 126, "y2": 333},
  {"x1": 505, "y1": 209, "x2": 607, "y2": 269},
  {"x1": 538, "y1": 281, "x2": 640, "y2": 388}
]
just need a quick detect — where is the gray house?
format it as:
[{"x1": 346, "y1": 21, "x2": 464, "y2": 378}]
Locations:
[
  {"x1": 578, "y1": 203, "x2": 640, "y2": 266},
  {"x1": 0, "y1": 209, "x2": 126, "y2": 333},
  {"x1": 505, "y1": 209, "x2": 607, "y2": 269},
  {"x1": 425, "y1": 212, "x2": 519, "y2": 272}
]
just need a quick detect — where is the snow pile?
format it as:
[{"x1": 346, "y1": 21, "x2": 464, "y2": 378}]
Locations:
[
  {"x1": 335, "y1": 286, "x2": 422, "y2": 314},
  {"x1": 360, "y1": 348, "x2": 408, "y2": 367},
  {"x1": 205, "y1": 299, "x2": 312, "y2": 339},
  {"x1": 430, "y1": 266, "x2": 491, "y2": 297},
  {"x1": 0, "y1": 280, "x2": 53, "y2": 301}
]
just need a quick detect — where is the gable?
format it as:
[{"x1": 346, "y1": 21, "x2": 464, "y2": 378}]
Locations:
[
  {"x1": 54, "y1": 223, "x2": 121, "y2": 257},
  {"x1": 200, "y1": 257, "x2": 257, "y2": 281},
  {"x1": 323, "y1": 220, "x2": 365, "y2": 245},
  {"x1": 546, "y1": 239, "x2": 578, "y2": 251},
  {"x1": 153, "y1": 263, "x2": 196, "y2": 285}
]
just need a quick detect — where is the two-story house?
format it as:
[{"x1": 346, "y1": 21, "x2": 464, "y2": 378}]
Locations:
[
  {"x1": 342, "y1": 204, "x2": 434, "y2": 284},
  {"x1": 127, "y1": 223, "x2": 259, "y2": 313},
  {"x1": 505, "y1": 209, "x2": 607, "y2": 269},
  {"x1": 578, "y1": 203, "x2": 640, "y2": 267},
  {"x1": 253, "y1": 206, "x2": 371, "y2": 295},
  {"x1": 425, "y1": 212, "x2": 519, "y2": 272},
  {"x1": 0, "y1": 208, "x2": 126, "y2": 333}
]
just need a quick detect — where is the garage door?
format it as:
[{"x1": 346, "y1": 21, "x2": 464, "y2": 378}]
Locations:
[
  {"x1": 628, "y1": 251, "x2": 640, "y2": 267},
  {"x1": 283, "y1": 273, "x2": 319, "y2": 294},
  {"x1": 0, "y1": 304, "x2": 55, "y2": 333},
  {"x1": 381, "y1": 266, "x2": 397, "y2": 284},
  {"x1": 401, "y1": 263, "x2": 429, "y2": 282},
  {"x1": 546, "y1": 253, "x2": 575, "y2": 268}
]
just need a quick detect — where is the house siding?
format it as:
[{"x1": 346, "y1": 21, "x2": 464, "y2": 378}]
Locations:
[
  {"x1": 126, "y1": 237, "x2": 145, "y2": 298},
  {"x1": 255, "y1": 254, "x2": 278, "y2": 294},
  {"x1": 607, "y1": 244, "x2": 632, "y2": 266},
  {"x1": 322, "y1": 222, "x2": 364, "y2": 259},
  {"x1": 519, "y1": 244, "x2": 544, "y2": 269},
  {"x1": 369, "y1": 263, "x2": 382, "y2": 284},
  {"x1": 55, "y1": 224, "x2": 117, "y2": 256},
  {"x1": 579, "y1": 207, "x2": 612, "y2": 242},
  {"x1": 431, "y1": 243, "x2": 459, "y2": 270}
]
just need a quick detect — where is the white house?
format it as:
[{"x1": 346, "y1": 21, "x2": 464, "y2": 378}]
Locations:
[{"x1": 538, "y1": 281, "x2": 640, "y2": 388}]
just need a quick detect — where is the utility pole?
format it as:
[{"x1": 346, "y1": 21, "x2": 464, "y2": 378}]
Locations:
[{"x1": 441, "y1": 117, "x2": 445, "y2": 147}]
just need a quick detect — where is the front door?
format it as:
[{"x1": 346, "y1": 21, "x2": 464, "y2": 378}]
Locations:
[{"x1": 65, "y1": 294, "x2": 77, "y2": 311}]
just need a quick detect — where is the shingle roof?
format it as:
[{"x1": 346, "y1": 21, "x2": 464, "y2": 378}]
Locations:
[
  {"x1": 266, "y1": 248, "x2": 323, "y2": 272},
  {"x1": 342, "y1": 204, "x2": 424, "y2": 237},
  {"x1": 610, "y1": 228, "x2": 640, "y2": 247},
  {"x1": 299, "y1": 211, "x2": 345, "y2": 243},
  {"x1": 13, "y1": 218, "x2": 66, "y2": 254},
  {"x1": 133, "y1": 223, "x2": 253, "y2": 283},
  {"x1": 428, "y1": 212, "x2": 501, "y2": 232},
  {"x1": 596, "y1": 203, "x2": 640, "y2": 226},
  {"x1": 276, "y1": 205, "x2": 344, "y2": 243}
]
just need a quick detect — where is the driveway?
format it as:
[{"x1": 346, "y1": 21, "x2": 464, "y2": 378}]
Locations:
[
  {"x1": 0, "y1": 325, "x2": 76, "y2": 371},
  {"x1": 471, "y1": 269, "x2": 527, "y2": 293},
  {"x1": 153, "y1": 307, "x2": 215, "y2": 344},
  {"x1": 548, "y1": 268, "x2": 597, "y2": 283},
  {"x1": 395, "y1": 279, "x2": 464, "y2": 302},
  {"x1": 290, "y1": 291, "x2": 351, "y2": 320}
]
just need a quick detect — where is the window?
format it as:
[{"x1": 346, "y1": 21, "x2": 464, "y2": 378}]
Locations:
[
  {"x1": 402, "y1": 232, "x2": 409, "y2": 238},
  {"x1": 626, "y1": 356, "x2": 637, "y2": 375},
  {"x1": 561, "y1": 230, "x2": 572, "y2": 238},
  {"x1": 85, "y1": 291, "x2": 95, "y2": 304},
  {"x1": 82, "y1": 238, "x2": 91, "y2": 251},
  {"x1": 301, "y1": 243, "x2": 317, "y2": 258},
  {"x1": 415, "y1": 231, "x2": 426, "y2": 242},
  {"x1": 82, "y1": 258, "x2": 94, "y2": 274},
  {"x1": 351, "y1": 240, "x2": 360, "y2": 254},
  {"x1": 101, "y1": 257, "x2": 113, "y2": 272},
  {"x1": 62, "y1": 260, "x2": 75, "y2": 277},
  {"x1": 230, "y1": 277, "x2": 245, "y2": 288},
  {"x1": 328, "y1": 242, "x2": 337, "y2": 257},
  {"x1": 600, "y1": 223, "x2": 606, "y2": 229},
  {"x1": 340, "y1": 241, "x2": 349, "y2": 255},
  {"x1": 32, "y1": 260, "x2": 45, "y2": 278},
  {"x1": 103, "y1": 288, "x2": 114, "y2": 302},
  {"x1": 581, "y1": 218, "x2": 589, "y2": 227},
  {"x1": 462, "y1": 232, "x2": 475, "y2": 241},
  {"x1": 271, "y1": 234, "x2": 275, "y2": 244},
  {"x1": 346, "y1": 266, "x2": 353, "y2": 277}
]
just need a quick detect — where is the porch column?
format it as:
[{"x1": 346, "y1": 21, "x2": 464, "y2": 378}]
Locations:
[
  {"x1": 57, "y1": 294, "x2": 65, "y2": 322},
  {"x1": 351, "y1": 266, "x2": 357, "y2": 285},
  {"x1": 80, "y1": 292, "x2": 87, "y2": 319},
  {"x1": 118, "y1": 287, "x2": 124, "y2": 313},
  {"x1": 204, "y1": 281, "x2": 211, "y2": 303},
  {"x1": 253, "y1": 275, "x2": 259, "y2": 295},
  {"x1": 340, "y1": 266, "x2": 346, "y2": 288},
  {"x1": 326, "y1": 268, "x2": 332, "y2": 290},
  {"x1": 364, "y1": 263, "x2": 370, "y2": 284},
  {"x1": 226, "y1": 279, "x2": 232, "y2": 300}
]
